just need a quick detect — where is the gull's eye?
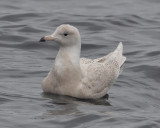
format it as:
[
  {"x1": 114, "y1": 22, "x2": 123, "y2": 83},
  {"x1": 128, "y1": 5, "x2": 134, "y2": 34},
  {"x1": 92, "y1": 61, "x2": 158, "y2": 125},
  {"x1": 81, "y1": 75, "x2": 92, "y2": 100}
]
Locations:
[{"x1": 64, "y1": 33, "x2": 68, "y2": 36}]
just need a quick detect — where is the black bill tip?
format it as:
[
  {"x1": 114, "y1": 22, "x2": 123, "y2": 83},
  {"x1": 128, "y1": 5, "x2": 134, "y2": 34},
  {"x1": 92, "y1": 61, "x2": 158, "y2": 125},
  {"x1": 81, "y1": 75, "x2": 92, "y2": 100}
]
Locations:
[{"x1": 39, "y1": 37, "x2": 46, "y2": 42}]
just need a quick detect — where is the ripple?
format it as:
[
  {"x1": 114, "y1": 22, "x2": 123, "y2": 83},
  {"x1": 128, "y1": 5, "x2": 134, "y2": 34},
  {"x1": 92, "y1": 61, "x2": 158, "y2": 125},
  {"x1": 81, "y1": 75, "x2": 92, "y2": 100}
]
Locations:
[
  {"x1": 131, "y1": 65, "x2": 160, "y2": 82},
  {"x1": 67, "y1": 21, "x2": 105, "y2": 31},
  {"x1": 0, "y1": 41, "x2": 58, "y2": 50},
  {"x1": 144, "y1": 0, "x2": 160, "y2": 3},
  {"x1": 0, "y1": 97, "x2": 12, "y2": 104},
  {"x1": 82, "y1": 44, "x2": 106, "y2": 50},
  {"x1": 1, "y1": 24, "x2": 27, "y2": 28},
  {"x1": 18, "y1": 26, "x2": 46, "y2": 33},
  {"x1": 0, "y1": 68, "x2": 47, "y2": 78},
  {"x1": 52, "y1": 114, "x2": 101, "y2": 128},
  {"x1": 0, "y1": 13, "x2": 43, "y2": 22},
  {"x1": 0, "y1": 34, "x2": 28, "y2": 42},
  {"x1": 105, "y1": 14, "x2": 159, "y2": 28},
  {"x1": 146, "y1": 51, "x2": 160, "y2": 56}
]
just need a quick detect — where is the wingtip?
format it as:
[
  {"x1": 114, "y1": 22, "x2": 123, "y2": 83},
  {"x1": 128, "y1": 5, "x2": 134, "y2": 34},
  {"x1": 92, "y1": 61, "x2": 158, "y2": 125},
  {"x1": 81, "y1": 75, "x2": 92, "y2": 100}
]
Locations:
[
  {"x1": 116, "y1": 42, "x2": 123, "y2": 51},
  {"x1": 119, "y1": 42, "x2": 123, "y2": 47}
]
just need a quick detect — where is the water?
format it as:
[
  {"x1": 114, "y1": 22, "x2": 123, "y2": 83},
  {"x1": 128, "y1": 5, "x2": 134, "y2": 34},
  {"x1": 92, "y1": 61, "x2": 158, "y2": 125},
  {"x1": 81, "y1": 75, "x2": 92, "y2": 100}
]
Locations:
[{"x1": 0, "y1": 0, "x2": 160, "y2": 127}]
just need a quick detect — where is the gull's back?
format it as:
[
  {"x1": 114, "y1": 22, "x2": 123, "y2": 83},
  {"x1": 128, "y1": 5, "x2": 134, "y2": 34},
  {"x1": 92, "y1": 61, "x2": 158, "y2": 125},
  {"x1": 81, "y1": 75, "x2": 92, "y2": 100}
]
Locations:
[{"x1": 79, "y1": 42, "x2": 126, "y2": 99}]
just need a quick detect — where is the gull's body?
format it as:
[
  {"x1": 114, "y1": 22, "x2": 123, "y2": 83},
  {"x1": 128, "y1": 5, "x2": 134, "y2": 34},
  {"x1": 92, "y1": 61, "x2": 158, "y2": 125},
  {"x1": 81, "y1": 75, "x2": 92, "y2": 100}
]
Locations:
[{"x1": 40, "y1": 24, "x2": 126, "y2": 99}]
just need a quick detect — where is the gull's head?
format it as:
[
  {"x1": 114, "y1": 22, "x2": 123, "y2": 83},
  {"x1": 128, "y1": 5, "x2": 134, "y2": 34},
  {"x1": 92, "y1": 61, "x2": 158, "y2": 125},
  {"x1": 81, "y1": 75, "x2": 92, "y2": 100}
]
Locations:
[{"x1": 40, "y1": 24, "x2": 81, "y2": 47}]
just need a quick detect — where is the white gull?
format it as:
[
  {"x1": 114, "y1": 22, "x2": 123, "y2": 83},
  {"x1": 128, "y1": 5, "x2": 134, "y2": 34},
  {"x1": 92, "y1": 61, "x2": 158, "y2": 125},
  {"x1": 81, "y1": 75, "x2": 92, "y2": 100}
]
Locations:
[{"x1": 39, "y1": 24, "x2": 126, "y2": 99}]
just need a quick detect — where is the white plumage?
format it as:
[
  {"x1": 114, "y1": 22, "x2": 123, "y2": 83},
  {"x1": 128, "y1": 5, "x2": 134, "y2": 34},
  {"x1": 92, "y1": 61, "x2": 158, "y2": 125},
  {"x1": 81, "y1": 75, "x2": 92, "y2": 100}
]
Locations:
[{"x1": 40, "y1": 24, "x2": 126, "y2": 99}]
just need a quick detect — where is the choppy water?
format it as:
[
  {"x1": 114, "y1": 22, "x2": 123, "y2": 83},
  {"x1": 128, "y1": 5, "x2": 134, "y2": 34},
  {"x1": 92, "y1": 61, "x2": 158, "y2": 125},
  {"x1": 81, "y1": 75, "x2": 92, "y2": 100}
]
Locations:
[{"x1": 0, "y1": 0, "x2": 160, "y2": 128}]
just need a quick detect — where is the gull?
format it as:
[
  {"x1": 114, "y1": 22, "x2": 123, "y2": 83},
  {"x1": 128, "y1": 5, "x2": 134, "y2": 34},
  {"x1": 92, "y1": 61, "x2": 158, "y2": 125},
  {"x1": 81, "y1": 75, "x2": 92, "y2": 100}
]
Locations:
[{"x1": 39, "y1": 24, "x2": 126, "y2": 99}]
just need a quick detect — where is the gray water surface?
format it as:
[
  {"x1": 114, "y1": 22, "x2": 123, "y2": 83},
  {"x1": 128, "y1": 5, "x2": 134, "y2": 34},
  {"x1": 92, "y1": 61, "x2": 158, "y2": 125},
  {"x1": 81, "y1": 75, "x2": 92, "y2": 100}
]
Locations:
[{"x1": 0, "y1": 0, "x2": 160, "y2": 128}]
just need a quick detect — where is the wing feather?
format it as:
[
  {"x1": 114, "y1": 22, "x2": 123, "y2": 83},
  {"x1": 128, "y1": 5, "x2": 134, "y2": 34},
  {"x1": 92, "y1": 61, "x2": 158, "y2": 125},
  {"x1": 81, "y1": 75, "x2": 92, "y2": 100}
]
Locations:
[{"x1": 80, "y1": 59, "x2": 120, "y2": 99}]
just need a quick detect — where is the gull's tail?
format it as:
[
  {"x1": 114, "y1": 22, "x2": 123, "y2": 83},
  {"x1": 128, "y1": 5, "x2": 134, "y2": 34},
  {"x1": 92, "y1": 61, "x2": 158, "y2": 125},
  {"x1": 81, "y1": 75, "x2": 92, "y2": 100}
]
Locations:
[{"x1": 112, "y1": 42, "x2": 126, "y2": 68}]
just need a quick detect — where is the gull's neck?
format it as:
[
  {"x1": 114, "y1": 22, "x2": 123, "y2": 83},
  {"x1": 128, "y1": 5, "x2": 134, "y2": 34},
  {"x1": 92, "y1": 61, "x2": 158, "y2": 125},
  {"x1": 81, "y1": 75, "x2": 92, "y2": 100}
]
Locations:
[{"x1": 56, "y1": 45, "x2": 81, "y2": 67}]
